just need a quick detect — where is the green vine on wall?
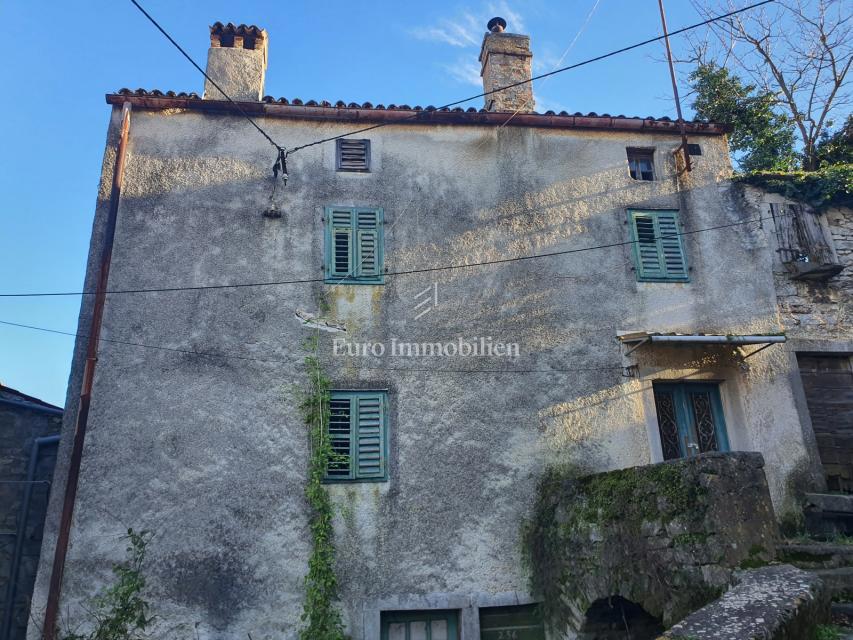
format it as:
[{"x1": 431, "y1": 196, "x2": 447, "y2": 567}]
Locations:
[
  {"x1": 298, "y1": 335, "x2": 345, "y2": 640},
  {"x1": 61, "y1": 529, "x2": 154, "y2": 640}
]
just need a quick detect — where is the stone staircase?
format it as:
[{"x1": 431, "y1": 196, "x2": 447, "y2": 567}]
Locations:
[{"x1": 778, "y1": 541, "x2": 853, "y2": 634}]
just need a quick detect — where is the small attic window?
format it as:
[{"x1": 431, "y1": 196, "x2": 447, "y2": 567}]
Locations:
[
  {"x1": 336, "y1": 139, "x2": 371, "y2": 172},
  {"x1": 243, "y1": 36, "x2": 256, "y2": 50},
  {"x1": 627, "y1": 148, "x2": 655, "y2": 181},
  {"x1": 687, "y1": 143, "x2": 702, "y2": 156}
]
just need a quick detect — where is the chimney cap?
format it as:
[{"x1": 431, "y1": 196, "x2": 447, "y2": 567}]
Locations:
[{"x1": 487, "y1": 17, "x2": 507, "y2": 33}]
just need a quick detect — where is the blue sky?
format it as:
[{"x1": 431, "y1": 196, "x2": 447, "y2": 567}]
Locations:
[{"x1": 0, "y1": 0, "x2": 718, "y2": 405}]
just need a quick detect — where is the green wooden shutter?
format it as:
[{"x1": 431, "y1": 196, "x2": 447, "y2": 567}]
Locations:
[
  {"x1": 328, "y1": 208, "x2": 353, "y2": 279},
  {"x1": 355, "y1": 209, "x2": 381, "y2": 278},
  {"x1": 327, "y1": 396, "x2": 353, "y2": 479},
  {"x1": 355, "y1": 394, "x2": 385, "y2": 479},
  {"x1": 325, "y1": 207, "x2": 383, "y2": 283},
  {"x1": 629, "y1": 210, "x2": 688, "y2": 282},
  {"x1": 656, "y1": 211, "x2": 688, "y2": 280}
]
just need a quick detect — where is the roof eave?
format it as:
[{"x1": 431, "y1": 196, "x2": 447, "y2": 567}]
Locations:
[{"x1": 105, "y1": 93, "x2": 731, "y2": 135}]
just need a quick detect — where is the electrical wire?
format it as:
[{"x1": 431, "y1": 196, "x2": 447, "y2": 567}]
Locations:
[
  {"x1": 128, "y1": 0, "x2": 283, "y2": 152},
  {"x1": 284, "y1": 0, "x2": 776, "y2": 155},
  {"x1": 0, "y1": 319, "x2": 624, "y2": 374},
  {"x1": 0, "y1": 211, "x2": 783, "y2": 298},
  {"x1": 127, "y1": 0, "x2": 774, "y2": 157}
]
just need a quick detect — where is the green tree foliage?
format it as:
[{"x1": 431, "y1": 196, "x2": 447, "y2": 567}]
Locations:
[
  {"x1": 817, "y1": 114, "x2": 853, "y2": 167},
  {"x1": 690, "y1": 63, "x2": 797, "y2": 171}
]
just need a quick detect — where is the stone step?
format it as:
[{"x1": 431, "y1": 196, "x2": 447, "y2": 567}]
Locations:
[
  {"x1": 778, "y1": 542, "x2": 853, "y2": 569},
  {"x1": 805, "y1": 493, "x2": 853, "y2": 538},
  {"x1": 830, "y1": 602, "x2": 853, "y2": 637},
  {"x1": 661, "y1": 565, "x2": 829, "y2": 639},
  {"x1": 814, "y1": 567, "x2": 853, "y2": 600}
]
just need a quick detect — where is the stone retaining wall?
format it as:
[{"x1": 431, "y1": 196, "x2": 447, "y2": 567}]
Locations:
[
  {"x1": 524, "y1": 452, "x2": 779, "y2": 634},
  {"x1": 662, "y1": 565, "x2": 829, "y2": 640}
]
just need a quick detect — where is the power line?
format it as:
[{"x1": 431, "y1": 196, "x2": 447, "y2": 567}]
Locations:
[
  {"x1": 0, "y1": 212, "x2": 781, "y2": 298},
  {"x1": 284, "y1": 0, "x2": 776, "y2": 155},
  {"x1": 128, "y1": 0, "x2": 283, "y2": 152},
  {"x1": 0, "y1": 319, "x2": 623, "y2": 374},
  {"x1": 128, "y1": 0, "x2": 774, "y2": 157}
]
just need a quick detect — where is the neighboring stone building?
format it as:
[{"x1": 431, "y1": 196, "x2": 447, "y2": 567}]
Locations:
[
  {"x1": 739, "y1": 184, "x2": 852, "y2": 533},
  {"x1": 30, "y1": 19, "x2": 839, "y2": 640},
  {"x1": 0, "y1": 384, "x2": 61, "y2": 640}
]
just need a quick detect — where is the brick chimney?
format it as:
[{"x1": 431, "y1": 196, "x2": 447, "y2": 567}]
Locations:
[
  {"x1": 203, "y1": 23, "x2": 268, "y2": 101},
  {"x1": 479, "y1": 17, "x2": 534, "y2": 112}
]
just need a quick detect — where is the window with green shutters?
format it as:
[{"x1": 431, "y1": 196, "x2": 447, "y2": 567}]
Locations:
[
  {"x1": 325, "y1": 206, "x2": 384, "y2": 284},
  {"x1": 325, "y1": 391, "x2": 388, "y2": 482},
  {"x1": 628, "y1": 209, "x2": 689, "y2": 282}
]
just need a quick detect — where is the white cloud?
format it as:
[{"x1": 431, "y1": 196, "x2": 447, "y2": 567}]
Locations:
[
  {"x1": 410, "y1": 1, "x2": 526, "y2": 50},
  {"x1": 488, "y1": 0, "x2": 525, "y2": 33},
  {"x1": 445, "y1": 59, "x2": 483, "y2": 87},
  {"x1": 410, "y1": 13, "x2": 481, "y2": 48},
  {"x1": 534, "y1": 93, "x2": 569, "y2": 114}
]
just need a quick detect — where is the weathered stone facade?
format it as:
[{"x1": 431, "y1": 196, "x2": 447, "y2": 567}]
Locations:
[
  {"x1": 28, "y1": 22, "x2": 829, "y2": 640},
  {"x1": 0, "y1": 386, "x2": 61, "y2": 640},
  {"x1": 525, "y1": 452, "x2": 778, "y2": 635}
]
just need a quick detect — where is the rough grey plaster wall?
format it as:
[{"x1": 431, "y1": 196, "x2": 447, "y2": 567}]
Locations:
[
  {"x1": 203, "y1": 47, "x2": 266, "y2": 102},
  {"x1": 29, "y1": 110, "x2": 812, "y2": 640}
]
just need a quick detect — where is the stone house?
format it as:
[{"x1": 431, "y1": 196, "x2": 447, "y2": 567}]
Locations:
[
  {"x1": 738, "y1": 184, "x2": 853, "y2": 534},
  {"x1": 30, "y1": 19, "x2": 842, "y2": 640},
  {"x1": 0, "y1": 384, "x2": 61, "y2": 640}
]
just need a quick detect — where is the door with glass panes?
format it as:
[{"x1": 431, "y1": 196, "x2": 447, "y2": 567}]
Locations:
[
  {"x1": 381, "y1": 610, "x2": 458, "y2": 640},
  {"x1": 653, "y1": 382, "x2": 730, "y2": 459}
]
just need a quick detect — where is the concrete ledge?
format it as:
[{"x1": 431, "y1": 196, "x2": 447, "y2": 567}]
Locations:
[
  {"x1": 661, "y1": 565, "x2": 829, "y2": 639},
  {"x1": 806, "y1": 494, "x2": 853, "y2": 514},
  {"x1": 778, "y1": 542, "x2": 853, "y2": 569},
  {"x1": 814, "y1": 567, "x2": 853, "y2": 600},
  {"x1": 805, "y1": 493, "x2": 853, "y2": 537}
]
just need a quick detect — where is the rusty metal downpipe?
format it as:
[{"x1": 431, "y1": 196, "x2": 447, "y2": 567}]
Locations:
[
  {"x1": 41, "y1": 101, "x2": 132, "y2": 640},
  {"x1": 657, "y1": 0, "x2": 692, "y2": 172}
]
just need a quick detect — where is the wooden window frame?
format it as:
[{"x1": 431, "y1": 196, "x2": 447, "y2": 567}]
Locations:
[
  {"x1": 381, "y1": 610, "x2": 459, "y2": 640},
  {"x1": 627, "y1": 209, "x2": 689, "y2": 282},
  {"x1": 627, "y1": 147, "x2": 656, "y2": 181},
  {"x1": 336, "y1": 139, "x2": 371, "y2": 172},
  {"x1": 653, "y1": 382, "x2": 730, "y2": 460},
  {"x1": 324, "y1": 206, "x2": 385, "y2": 284},
  {"x1": 323, "y1": 390, "x2": 389, "y2": 483}
]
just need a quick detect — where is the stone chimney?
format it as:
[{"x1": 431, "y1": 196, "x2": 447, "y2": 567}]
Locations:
[
  {"x1": 203, "y1": 23, "x2": 268, "y2": 101},
  {"x1": 479, "y1": 17, "x2": 534, "y2": 112}
]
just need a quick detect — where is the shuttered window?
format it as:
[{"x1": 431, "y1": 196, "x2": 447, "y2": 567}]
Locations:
[
  {"x1": 324, "y1": 391, "x2": 388, "y2": 482},
  {"x1": 628, "y1": 209, "x2": 689, "y2": 282},
  {"x1": 325, "y1": 207, "x2": 384, "y2": 283},
  {"x1": 336, "y1": 139, "x2": 371, "y2": 172}
]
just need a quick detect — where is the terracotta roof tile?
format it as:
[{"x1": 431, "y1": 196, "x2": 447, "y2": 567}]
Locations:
[
  {"x1": 108, "y1": 90, "x2": 728, "y2": 133},
  {"x1": 210, "y1": 22, "x2": 266, "y2": 38}
]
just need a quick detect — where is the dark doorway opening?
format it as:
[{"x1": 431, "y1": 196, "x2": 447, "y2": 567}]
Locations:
[
  {"x1": 578, "y1": 596, "x2": 664, "y2": 640},
  {"x1": 798, "y1": 354, "x2": 853, "y2": 493}
]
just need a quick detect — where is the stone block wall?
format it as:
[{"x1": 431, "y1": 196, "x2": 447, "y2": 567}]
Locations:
[
  {"x1": 524, "y1": 452, "x2": 779, "y2": 635},
  {"x1": 739, "y1": 184, "x2": 853, "y2": 342},
  {"x1": 0, "y1": 393, "x2": 61, "y2": 640}
]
